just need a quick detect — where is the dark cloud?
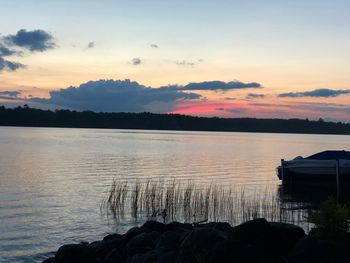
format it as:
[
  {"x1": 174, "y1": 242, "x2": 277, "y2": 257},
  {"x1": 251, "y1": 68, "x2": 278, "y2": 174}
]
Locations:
[
  {"x1": 227, "y1": 108, "x2": 247, "y2": 113},
  {"x1": 162, "y1": 81, "x2": 262, "y2": 92},
  {"x1": 246, "y1": 93, "x2": 266, "y2": 99},
  {"x1": 4, "y1": 29, "x2": 55, "y2": 52},
  {"x1": 0, "y1": 90, "x2": 21, "y2": 100},
  {"x1": 131, "y1": 58, "x2": 141, "y2": 65},
  {"x1": 30, "y1": 79, "x2": 201, "y2": 113},
  {"x1": 0, "y1": 29, "x2": 56, "y2": 72},
  {"x1": 278, "y1": 88, "x2": 350, "y2": 98},
  {"x1": 0, "y1": 57, "x2": 25, "y2": 72},
  {"x1": 0, "y1": 43, "x2": 17, "y2": 56},
  {"x1": 150, "y1": 44, "x2": 159, "y2": 48},
  {"x1": 215, "y1": 107, "x2": 225, "y2": 111},
  {"x1": 225, "y1": 97, "x2": 236, "y2": 100},
  {"x1": 87, "y1": 42, "x2": 95, "y2": 49},
  {"x1": 0, "y1": 90, "x2": 20, "y2": 97}
]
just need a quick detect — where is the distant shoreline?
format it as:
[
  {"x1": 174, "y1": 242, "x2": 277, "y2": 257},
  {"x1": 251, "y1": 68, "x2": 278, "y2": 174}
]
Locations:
[{"x1": 1, "y1": 105, "x2": 350, "y2": 135}]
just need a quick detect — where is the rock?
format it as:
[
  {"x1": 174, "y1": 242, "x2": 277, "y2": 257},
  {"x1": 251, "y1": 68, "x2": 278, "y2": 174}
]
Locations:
[
  {"x1": 43, "y1": 219, "x2": 349, "y2": 263},
  {"x1": 231, "y1": 218, "x2": 272, "y2": 246},
  {"x1": 42, "y1": 258, "x2": 54, "y2": 263},
  {"x1": 208, "y1": 239, "x2": 260, "y2": 263},
  {"x1": 94, "y1": 238, "x2": 125, "y2": 262},
  {"x1": 103, "y1": 233, "x2": 123, "y2": 241},
  {"x1": 155, "y1": 250, "x2": 178, "y2": 263},
  {"x1": 270, "y1": 222, "x2": 305, "y2": 255},
  {"x1": 126, "y1": 231, "x2": 160, "y2": 256},
  {"x1": 103, "y1": 247, "x2": 126, "y2": 263},
  {"x1": 156, "y1": 231, "x2": 183, "y2": 252},
  {"x1": 125, "y1": 251, "x2": 157, "y2": 263},
  {"x1": 141, "y1": 220, "x2": 166, "y2": 233},
  {"x1": 177, "y1": 227, "x2": 226, "y2": 262},
  {"x1": 201, "y1": 222, "x2": 232, "y2": 238},
  {"x1": 165, "y1": 222, "x2": 193, "y2": 232},
  {"x1": 231, "y1": 218, "x2": 278, "y2": 261},
  {"x1": 288, "y1": 236, "x2": 348, "y2": 263},
  {"x1": 54, "y1": 243, "x2": 96, "y2": 263},
  {"x1": 123, "y1": 227, "x2": 143, "y2": 243}
]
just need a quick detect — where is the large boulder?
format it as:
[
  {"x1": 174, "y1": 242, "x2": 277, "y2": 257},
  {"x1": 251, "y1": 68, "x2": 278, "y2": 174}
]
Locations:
[
  {"x1": 155, "y1": 231, "x2": 183, "y2": 253},
  {"x1": 123, "y1": 227, "x2": 143, "y2": 243},
  {"x1": 270, "y1": 222, "x2": 305, "y2": 255},
  {"x1": 54, "y1": 243, "x2": 96, "y2": 263},
  {"x1": 126, "y1": 231, "x2": 161, "y2": 256},
  {"x1": 93, "y1": 238, "x2": 125, "y2": 262},
  {"x1": 141, "y1": 220, "x2": 166, "y2": 233},
  {"x1": 207, "y1": 239, "x2": 260, "y2": 263},
  {"x1": 177, "y1": 227, "x2": 227, "y2": 263}
]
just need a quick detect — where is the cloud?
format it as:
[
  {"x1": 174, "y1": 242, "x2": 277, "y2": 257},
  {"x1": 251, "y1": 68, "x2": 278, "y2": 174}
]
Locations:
[
  {"x1": 278, "y1": 88, "x2": 350, "y2": 98},
  {"x1": 131, "y1": 58, "x2": 141, "y2": 65},
  {"x1": 30, "y1": 79, "x2": 201, "y2": 113},
  {"x1": 0, "y1": 90, "x2": 21, "y2": 100},
  {"x1": 225, "y1": 97, "x2": 236, "y2": 100},
  {"x1": 162, "y1": 81, "x2": 262, "y2": 92},
  {"x1": 3, "y1": 29, "x2": 55, "y2": 52},
  {"x1": 226, "y1": 108, "x2": 247, "y2": 113},
  {"x1": 0, "y1": 29, "x2": 56, "y2": 72},
  {"x1": 150, "y1": 44, "x2": 159, "y2": 48},
  {"x1": 0, "y1": 43, "x2": 17, "y2": 56},
  {"x1": 175, "y1": 60, "x2": 195, "y2": 67},
  {"x1": 87, "y1": 42, "x2": 95, "y2": 49},
  {"x1": 0, "y1": 57, "x2": 25, "y2": 72},
  {"x1": 246, "y1": 93, "x2": 266, "y2": 99}
]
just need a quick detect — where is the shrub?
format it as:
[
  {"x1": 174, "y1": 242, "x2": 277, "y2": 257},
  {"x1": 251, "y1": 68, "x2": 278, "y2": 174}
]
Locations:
[{"x1": 308, "y1": 197, "x2": 350, "y2": 238}]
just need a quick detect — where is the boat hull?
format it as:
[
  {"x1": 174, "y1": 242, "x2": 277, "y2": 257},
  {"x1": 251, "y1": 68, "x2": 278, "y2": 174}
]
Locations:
[{"x1": 277, "y1": 159, "x2": 350, "y2": 184}]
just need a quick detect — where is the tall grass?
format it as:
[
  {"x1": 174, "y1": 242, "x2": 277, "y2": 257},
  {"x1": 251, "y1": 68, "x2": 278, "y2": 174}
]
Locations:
[{"x1": 102, "y1": 179, "x2": 309, "y2": 227}]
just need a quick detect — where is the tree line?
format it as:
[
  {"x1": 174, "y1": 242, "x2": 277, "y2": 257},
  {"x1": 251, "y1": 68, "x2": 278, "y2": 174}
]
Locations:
[{"x1": 1, "y1": 105, "x2": 350, "y2": 135}]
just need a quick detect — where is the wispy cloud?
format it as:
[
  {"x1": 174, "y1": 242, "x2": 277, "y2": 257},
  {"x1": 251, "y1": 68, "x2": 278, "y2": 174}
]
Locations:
[
  {"x1": 0, "y1": 90, "x2": 21, "y2": 100},
  {"x1": 162, "y1": 81, "x2": 262, "y2": 92},
  {"x1": 246, "y1": 93, "x2": 266, "y2": 99},
  {"x1": 0, "y1": 57, "x2": 25, "y2": 72},
  {"x1": 175, "y1": 60, "x2": 195, "y2": 67},
  {"x1": 278, "y1": 88, "x2": 350, "y2": 98}
]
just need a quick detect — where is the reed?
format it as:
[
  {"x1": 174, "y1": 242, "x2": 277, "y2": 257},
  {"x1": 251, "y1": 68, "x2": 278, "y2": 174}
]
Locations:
[{"x1": 102, "y1": 179, "x2": 310, "y2": 227}]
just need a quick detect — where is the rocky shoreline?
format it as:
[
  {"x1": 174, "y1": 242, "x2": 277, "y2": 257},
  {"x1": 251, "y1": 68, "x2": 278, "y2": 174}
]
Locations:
[{"x1": 43, "y1": 218, "x2": 349, "y2": 263}]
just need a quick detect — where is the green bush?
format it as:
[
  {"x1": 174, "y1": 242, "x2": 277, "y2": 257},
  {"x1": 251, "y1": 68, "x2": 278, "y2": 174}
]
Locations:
[{"x1": 309, "y1": 197, "x2": 350, "y2": 238}]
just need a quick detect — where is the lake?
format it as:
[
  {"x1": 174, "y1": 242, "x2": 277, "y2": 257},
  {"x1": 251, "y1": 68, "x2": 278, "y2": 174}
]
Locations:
[{"x1": 1, "y1": 126, "x2": 349, "y2": 262}]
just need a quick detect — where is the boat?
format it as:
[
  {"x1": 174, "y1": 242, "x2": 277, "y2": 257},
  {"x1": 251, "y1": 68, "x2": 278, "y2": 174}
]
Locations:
[{"x1": 276, "y1": 150, "x2": 350, "y2": 184}]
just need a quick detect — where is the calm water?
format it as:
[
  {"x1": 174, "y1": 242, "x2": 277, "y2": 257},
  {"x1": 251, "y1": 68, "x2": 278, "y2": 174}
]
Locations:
[{"x1": 1, "y1": 127, "x2": 349, "y2": 262}]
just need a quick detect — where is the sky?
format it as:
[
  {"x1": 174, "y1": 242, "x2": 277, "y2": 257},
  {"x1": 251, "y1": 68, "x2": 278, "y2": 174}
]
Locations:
[{"x1": 1, "y1": 0, "x2": 350, "y2": 121}]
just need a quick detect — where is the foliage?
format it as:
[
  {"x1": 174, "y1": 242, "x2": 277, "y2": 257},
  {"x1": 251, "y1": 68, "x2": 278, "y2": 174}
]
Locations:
[{"x1": 309, "y1": 197, "x2": 350, "y2": 238}]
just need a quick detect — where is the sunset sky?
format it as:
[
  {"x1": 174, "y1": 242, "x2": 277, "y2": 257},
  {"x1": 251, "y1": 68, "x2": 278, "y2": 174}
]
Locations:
[{"x1": 1, "y1": 0, "x2": 350, "y2": 121}]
